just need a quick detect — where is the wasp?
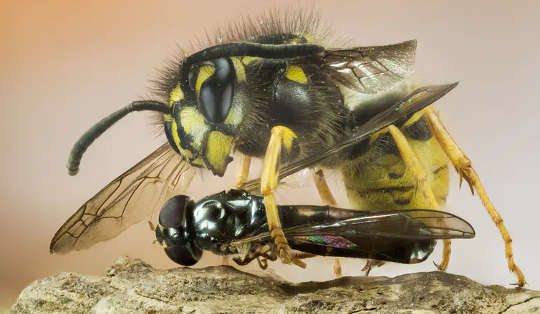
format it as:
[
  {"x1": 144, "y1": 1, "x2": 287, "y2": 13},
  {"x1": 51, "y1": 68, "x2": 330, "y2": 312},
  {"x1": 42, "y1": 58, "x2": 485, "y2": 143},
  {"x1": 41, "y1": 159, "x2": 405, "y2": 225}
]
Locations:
[
  {"x1": 49, "y1": 11, "x2": 525, "y2": 286},
  {"x1": 154, "y1": 189, "x2": 475, "y2": 270}
]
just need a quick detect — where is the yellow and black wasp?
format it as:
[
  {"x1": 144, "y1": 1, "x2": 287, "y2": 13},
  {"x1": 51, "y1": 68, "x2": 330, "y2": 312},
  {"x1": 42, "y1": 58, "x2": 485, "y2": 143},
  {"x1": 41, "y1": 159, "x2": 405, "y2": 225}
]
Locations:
[{"x1": 49, "y1": 11, "x2": 526, "y2": 286}]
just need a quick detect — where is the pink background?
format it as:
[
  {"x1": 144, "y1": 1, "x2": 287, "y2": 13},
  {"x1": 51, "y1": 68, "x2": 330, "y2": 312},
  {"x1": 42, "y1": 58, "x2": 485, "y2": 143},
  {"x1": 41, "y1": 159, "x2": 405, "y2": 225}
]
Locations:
[{"x1": 2, "y1": 0, "x2": 539, "y2": 308}]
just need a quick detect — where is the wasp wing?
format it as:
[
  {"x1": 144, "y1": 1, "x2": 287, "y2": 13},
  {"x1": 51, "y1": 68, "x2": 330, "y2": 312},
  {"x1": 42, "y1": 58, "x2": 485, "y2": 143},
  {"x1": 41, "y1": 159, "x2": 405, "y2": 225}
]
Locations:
[
  {"x1": 231, "y1": 209, "x2": 474, "y2": 245},
  {"x1": 241, "y1": 82, "x2": 458, "y2": 193},
  {"x1": 323, "y1": 40, "x2": 416, "y2": 94},
  {"x1": 50, "y1": 144, "x2": 196, "y2": 254}
]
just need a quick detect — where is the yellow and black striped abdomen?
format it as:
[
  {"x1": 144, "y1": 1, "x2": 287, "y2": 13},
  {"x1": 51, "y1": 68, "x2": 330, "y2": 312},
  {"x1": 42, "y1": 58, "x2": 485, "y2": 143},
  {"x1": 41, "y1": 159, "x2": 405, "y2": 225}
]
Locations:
[{"x1": 341, "y1": 111, "x2": 449, "y2": 211}]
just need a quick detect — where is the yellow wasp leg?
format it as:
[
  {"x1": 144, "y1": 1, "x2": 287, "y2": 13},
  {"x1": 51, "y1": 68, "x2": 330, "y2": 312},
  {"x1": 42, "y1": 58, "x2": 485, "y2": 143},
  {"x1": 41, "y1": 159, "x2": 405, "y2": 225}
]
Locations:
[
  {"x1": 381, "y1": 125, "x2": 452, "y2": 271},
  {"x1": 424, "y1": 107, "x2": 526, "y2": 286},
  {"x1": 311, "y1": 168, "x2": 342, "y2": 277},
  {"x1": 261, "y1": 126, "x2": 306, "y2": 268},
  {"x1": 234, "y1": 153, "x2": 252, "y2": 189},
  {"x1": 311, "y1": 168, "x2": 337, "y2": 205}
]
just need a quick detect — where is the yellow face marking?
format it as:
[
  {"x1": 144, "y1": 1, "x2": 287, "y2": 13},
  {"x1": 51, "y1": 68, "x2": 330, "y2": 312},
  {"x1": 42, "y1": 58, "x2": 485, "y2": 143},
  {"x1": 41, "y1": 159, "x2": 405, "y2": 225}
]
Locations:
[
  {"x1": 163, "y1": 114, "x2": 173, "y2": 122},
  {"x1": 171, "y1": 119, "x2": 192, "y2": 159},
  {"x1": 205, "y1": 131, "x2": 234, "y2": 176},
  {"x1": 285, "y1": 65, "x2": 307, "y2": 84},
  {"x1": 191, "y1": 156, "x2": 206, "y2": 167},
  {"x1": 230, "y1": 57, "x2": 246, "y2": 82},
  {"x1": 224, "y1": 102, "x2": 243, "y2": 126},
  {"x1": 169, "y1": 84, "x2": 184, "y2": 107},
  {"x1": 195, "y1": 65, "x2": 215, "y2": 98},
  {"x1": 241, "y1": 56, "x2": 261, "y2": 65},
  {"x1": 180, "y1": 107, "x2": 209, "y2": 150}
]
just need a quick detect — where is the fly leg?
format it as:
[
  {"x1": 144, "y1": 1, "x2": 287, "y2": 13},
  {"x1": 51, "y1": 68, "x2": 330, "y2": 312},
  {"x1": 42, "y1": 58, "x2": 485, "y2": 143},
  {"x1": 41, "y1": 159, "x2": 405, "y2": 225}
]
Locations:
[
  {"x1": 379, "y1": 125, "x2": 451, "y2": 271},
  {"x1": 424, "y1": 107, "x2": 526, "y2": 286},
  {"x1": 224, "y1": 153, "x2": 252, "y2": 266},
  {"x1": 361, "y1": 259, "x2": 386, "y2": 276},
  {"x1": 311, "y1": 168, "x2": 342, "y2": 277},
  {"x1": 261, "y1": 126, "x2": 306, "y2": 268},
  {"x1": 221, "y1": 154, "x2": 254, "y2": 269}
]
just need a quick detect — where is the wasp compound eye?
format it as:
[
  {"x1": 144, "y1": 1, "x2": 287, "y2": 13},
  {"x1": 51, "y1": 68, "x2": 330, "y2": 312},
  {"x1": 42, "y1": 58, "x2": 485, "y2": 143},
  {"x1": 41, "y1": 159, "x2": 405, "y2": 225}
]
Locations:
[
  {"x1": 164, "y1": 243, "x2": 202, "y2": 266},
  {"x1": 159, "y1": 195, "x2": 192, "y2": 229},
  {"x1": 198, "y1": 58, "x2": 235, "y2": 123}
]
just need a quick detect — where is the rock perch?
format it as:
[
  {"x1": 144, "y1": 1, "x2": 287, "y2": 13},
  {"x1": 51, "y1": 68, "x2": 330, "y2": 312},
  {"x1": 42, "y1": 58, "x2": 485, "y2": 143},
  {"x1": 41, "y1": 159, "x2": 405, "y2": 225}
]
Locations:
[{"x1": 11, "y1": 256, "x2": 540, "y2": 313}]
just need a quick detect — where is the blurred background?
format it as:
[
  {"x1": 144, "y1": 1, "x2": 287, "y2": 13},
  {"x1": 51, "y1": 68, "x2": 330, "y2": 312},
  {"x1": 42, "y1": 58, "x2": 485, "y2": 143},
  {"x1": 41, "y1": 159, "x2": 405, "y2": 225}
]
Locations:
[{"x1": 2, "y1": 0, "x2": 539, "y2": 309}]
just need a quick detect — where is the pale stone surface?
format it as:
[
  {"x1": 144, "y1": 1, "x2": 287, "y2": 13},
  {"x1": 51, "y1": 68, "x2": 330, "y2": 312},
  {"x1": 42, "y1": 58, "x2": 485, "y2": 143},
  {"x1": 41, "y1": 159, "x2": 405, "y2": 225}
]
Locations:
[{"x1": 11, "y1": 256, "x2": 540, "y2": 313}]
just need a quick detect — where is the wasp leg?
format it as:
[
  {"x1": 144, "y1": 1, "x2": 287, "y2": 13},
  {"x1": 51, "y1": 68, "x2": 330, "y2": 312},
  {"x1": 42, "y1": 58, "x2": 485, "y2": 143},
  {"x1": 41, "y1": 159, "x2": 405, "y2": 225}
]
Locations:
[
  {"x1": 332, "y1": 258, "x2": 343, "y2": 278},
  {"x1": 424, "y1": 107, "x2": 526, "y2": 286},
  {"x1": 261, "y1": 126, "x2": 306, "y2": 268},
  {"x1": 379, "y1": 125, "x2": 452, "y2": 271},
  {"x1": 312, "y1": 168, "x2": 337, "y2": 205},
  {"x1": 234, "y1": 153, "x2": 252, "y2": 189},
  {"x1": 311, "y1": 168, "x2": 342, "y2": 277}
]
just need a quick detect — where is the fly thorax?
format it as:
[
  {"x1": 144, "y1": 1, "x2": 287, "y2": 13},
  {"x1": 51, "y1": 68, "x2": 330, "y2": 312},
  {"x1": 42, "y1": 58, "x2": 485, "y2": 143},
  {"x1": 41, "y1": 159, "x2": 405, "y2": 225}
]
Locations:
[{"x1": 163, "y1": 57, "x2": 248, "y2": 176}]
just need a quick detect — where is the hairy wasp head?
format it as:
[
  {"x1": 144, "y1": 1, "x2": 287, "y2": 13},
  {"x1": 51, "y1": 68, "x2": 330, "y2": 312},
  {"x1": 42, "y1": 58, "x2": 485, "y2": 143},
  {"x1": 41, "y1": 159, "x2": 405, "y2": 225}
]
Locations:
[
  {"x1": 163, "y1": 56, "x2": 247, "y2": 176},
  {"x1": 65, "y1": 41, "x2": 322, "y2": 177}
]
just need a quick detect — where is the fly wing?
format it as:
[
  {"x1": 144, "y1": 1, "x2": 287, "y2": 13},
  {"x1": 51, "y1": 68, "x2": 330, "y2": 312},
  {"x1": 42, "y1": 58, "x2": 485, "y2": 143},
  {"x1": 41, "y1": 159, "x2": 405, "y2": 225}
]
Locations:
[
  {"x1": 230, "y1": 209, "x2": 474, "y2": 246},
  {"x1": 283, "y1": 209, "x2": 475, "y2": 240},
  {"x1": 50, "y1": 144, "x2": 196, "y2": 254},
  {"x1": 322, "y1": 40, "x2": 416, "y2": 94},
  {"x1": 241, "y1": 82, "x2": 458, "y2": 193}
]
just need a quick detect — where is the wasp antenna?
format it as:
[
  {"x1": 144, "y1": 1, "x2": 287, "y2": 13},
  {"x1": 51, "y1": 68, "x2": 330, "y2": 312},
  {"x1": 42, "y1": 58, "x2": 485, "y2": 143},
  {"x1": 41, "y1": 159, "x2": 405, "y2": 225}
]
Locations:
[
  {"x1": 183, "y1": 42, "x2": 325, "y2": 66},
  {"x1": 67, "y1": 100, "x2": 170, "y2": 176}
]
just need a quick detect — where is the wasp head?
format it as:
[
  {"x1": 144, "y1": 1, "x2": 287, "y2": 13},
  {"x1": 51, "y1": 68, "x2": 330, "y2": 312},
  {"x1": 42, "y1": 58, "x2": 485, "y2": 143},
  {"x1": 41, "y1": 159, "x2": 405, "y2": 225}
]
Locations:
[
  {"x1": 65, "y1": 42, "x2": 322, "y2": 177},
  {"x1": 163, "y1": 56, "x2": 248, "y2": 176}
]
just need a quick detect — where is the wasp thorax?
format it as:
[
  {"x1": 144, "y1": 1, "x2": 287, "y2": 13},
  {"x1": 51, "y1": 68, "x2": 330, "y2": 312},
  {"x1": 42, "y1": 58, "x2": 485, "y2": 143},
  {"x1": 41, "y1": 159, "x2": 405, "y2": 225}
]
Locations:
[{"x1": 164, "y1": 57, "x2": 246, "y2": 176}]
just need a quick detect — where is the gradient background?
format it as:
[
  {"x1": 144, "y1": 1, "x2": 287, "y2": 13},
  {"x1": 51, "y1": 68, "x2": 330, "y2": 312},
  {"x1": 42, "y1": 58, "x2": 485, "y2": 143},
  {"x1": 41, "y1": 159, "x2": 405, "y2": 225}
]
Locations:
[{"x1": 2, "y1": 0, "x2": 539, "y2": 309}]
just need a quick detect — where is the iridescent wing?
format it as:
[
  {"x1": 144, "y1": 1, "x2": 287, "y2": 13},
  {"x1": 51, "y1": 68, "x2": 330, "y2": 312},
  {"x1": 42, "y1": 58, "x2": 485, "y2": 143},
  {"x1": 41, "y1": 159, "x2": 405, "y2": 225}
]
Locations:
[
  {"x1": 50, "y1": 144, "x2": 196, "y2": 254},
  {"x1": 284, "y1": 209, "x2": 473, "y2": 263},
  {"x1": 230, "y1": 209, "x2": 473, "y2": 263},
  {"x1": 231, "y1": 209, "x2": 474, "y2": 245}
]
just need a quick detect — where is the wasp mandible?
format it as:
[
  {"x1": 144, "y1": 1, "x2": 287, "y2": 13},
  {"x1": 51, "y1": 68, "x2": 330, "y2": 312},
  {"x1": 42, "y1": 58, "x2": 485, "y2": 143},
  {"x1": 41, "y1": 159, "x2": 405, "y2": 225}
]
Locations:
[{"x1": 50, "y1": 12, "x2": 525, "y2": 286}]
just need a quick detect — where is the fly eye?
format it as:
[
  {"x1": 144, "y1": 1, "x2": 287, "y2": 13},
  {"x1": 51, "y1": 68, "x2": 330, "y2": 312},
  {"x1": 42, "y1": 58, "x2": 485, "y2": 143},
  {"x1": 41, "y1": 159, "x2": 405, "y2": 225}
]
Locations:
[
  {"x1": 164, "y1": 242, "x2": 202, "y2": 266},
  {"x1": 197, "y1": 58, "x2": 235, "y2": 124},
  {"x1": 159, "y1": 195, "x2": 192, "y2": 228}
]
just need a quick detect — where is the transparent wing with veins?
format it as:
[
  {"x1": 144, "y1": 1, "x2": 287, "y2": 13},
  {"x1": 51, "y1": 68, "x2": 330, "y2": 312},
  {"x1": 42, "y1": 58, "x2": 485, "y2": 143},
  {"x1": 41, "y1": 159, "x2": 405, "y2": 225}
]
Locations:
[
  {"x1": 323, "y1": 40, "x2": 416, "y2": 94},
  {"x1": 50, "y1": 144, "x2": 196, "y2": 254}
]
